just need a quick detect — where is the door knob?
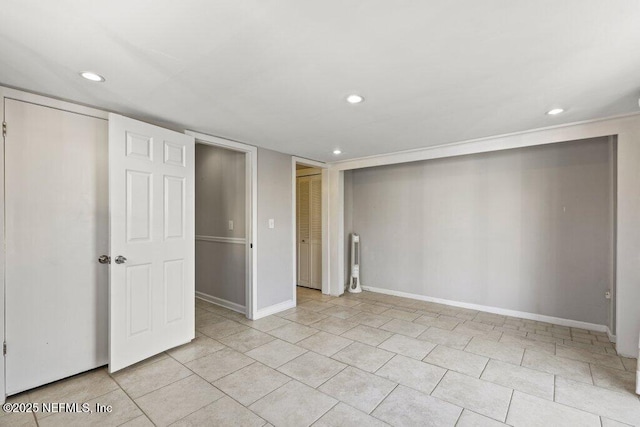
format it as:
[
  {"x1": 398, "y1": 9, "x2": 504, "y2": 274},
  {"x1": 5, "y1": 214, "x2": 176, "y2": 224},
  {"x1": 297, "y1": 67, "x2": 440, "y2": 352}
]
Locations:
[
  {"x1": 98, "y1": 255, "x2": 111, "y2": 264},
  {"x1": 115, "y1": 255, "x2": 127, "y2": 264}
]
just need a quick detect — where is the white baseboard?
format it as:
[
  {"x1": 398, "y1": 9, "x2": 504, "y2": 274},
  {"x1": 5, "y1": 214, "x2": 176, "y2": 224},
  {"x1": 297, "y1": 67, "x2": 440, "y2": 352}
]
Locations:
[
  {"x1": 606, "y1": 327, "x2": 617, "y2": 343},
  {"x1": 362, "y1": 286, "x2": 609, "y2": 332},
  {"x1": 254, "y1": 299, "x2": 296, "y2": 320},
  {"x1": 196, "y1": 291, "x2": 245, "y2": 314}
]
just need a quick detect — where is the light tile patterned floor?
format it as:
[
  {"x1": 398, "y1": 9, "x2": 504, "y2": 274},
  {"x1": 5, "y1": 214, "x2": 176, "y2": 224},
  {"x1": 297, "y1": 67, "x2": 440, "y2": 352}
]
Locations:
[{"x1": 2, "y1": 287, "x2": 639, "y2": 426}]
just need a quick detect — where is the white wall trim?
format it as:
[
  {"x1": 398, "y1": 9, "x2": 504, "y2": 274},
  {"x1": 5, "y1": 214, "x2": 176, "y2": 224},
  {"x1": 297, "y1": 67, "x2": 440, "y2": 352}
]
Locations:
[
  {"x1": 196, "y1": 235, "x2": 246, "y2": 245},
  {"x1": 606, "y1": 328, "x2": 617, "y2": 343},
  {"x1": 186, "y1": 130, "x2": 259, "y2": 320},
  {"x1": 195, "y1": 291, "x2": 245, "y2": 314},
  {"x1": 254, "y1": 299, "x2": 296, "y2": 320},
  {"x1": 291, "y1": 156, "x2": 329, "y2": 302},
  {"x1": 362, "y1": 286, "x2": 610, "y2": 333},
  {"x1": 331, "y1": 112, "x2": 640, "y2": 171}
]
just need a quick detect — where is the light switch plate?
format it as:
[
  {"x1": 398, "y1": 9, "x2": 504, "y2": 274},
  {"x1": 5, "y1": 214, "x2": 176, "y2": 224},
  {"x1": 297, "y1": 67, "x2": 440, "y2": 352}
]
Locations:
[
  {"x1": 228, "y1": 220, "x2": 234, "y2": 230},
  {"x1": 268, "y1": 219, "x2": 275, "y2": 229}
]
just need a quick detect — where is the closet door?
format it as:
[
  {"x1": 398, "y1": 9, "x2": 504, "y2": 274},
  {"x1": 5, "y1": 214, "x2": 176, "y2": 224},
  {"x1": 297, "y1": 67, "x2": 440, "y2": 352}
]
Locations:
[
  {"x1": 309, "y1": 175, "x2": 322, "y2": 289},
  {"x1": 5, "y1": 99, "x2": 108, "y2": 394},
  {"x1": 297, "y1": 177, "x2": 311, "y2": 287}
]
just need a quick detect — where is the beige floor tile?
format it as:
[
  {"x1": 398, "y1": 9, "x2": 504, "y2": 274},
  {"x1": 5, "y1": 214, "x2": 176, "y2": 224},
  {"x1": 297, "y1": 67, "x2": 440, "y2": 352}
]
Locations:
[
  {"x1": 378, "y1": 334, "x2": 436, "y2": 360},
  {"x1": 554, "y1": 376, "x2": 640, "y2": 426},
  {"x1": 313, "y1": 402, "x2": 388, "y2": 427},
  {"x1": 0, "y1": 393, "x2": 37, "y2": 427},
  {"x1": 499, "y1": 334, "x2": 556, "y2": 354},
  {"x1": 601, "y1": 418, "x2": 634, "y2": 427},
  {"x1": 311, "y1": 317, "x2": 359, "y2": 335},
  {"x1": 424, "y1": 345, "x2": 488, "y2": 378},
  {"x1": 465, "y1": 337, "x2": 524, "y2": 365},
  {"x1": 379, "y1": 318, "x2": 427, "y2": 338},
  {"x1": 268, "y1": 322, "x2": 318, "y2": 343},
  {"x1": 453, "y1": 324, "x2": 502, "y2": 342},
  {"x1": 381, "y1": 308, "x2": 420, "y2": 322},
  {"x1": 135, "y1": 375, "x2": 223, "y2": 427},
  {"x1": 219, "y1": 328, "x2": 275, "y2": 352},
  {"x1": 172, "y1": 396, "x2": 266, "y2": 427},
  {"x1": 349, "y1": 312, "x2": 393, "y2": 328},
  {"x1": 372, "y1": 385, "x2": 462, "y2": 426},
  {"x1": 245, "y1": 339, "x2": 307, "y2": 368},
  {"x1": 298, "y1": 331, "x2": 354, "y2": 356},
  {"x1": 463, "y1": 321, "x2": 497, "y2": 332},
  {"x1": 38, "y1": 389, "x2": 141, "y2": 427},
  {"x1": 621, "y1": 357, "x2": 637, "y2": 372},
  {"x1": 318, "y1": 367, "x2": 396, "y2": 414},
  {"x1": 556, "y1": 345, "x2": 625, "y2": 370},
  {"x1": 376, "y1": 354, "x2": 446, "y2": 394},
  {"x1": 112, "y1": 356, "x2": 192, "y2": 399},
  {"x1": 185, "y1": 347, "x2": 254, "y2": 381},
  {"x1": 506, "y1": 390, "x2": 599, "y2": 427},
  {"x1": 355, "y1": 303, "x2": 391, "y2": 315},
  {"x1": 238, "y1": 315, "x2": 291, "y2": 332},
  {"x1": 297, "y1": 300, "x2": 335, "y2": 312},
  {"x1": 414, "y1": 315, "x2": 460, "y2": 331},
  {"x1": 521, "y1": 350, "x2": 593, "y2": 383},
  {"x1": 328, "y1": 297, "x2": 363, "y2": 308},
  {"x1": 456, "y1": 409, "x2": 508, "y2": 427},
  {"x1": 431, "y1": 371, "x2": 512, "y2": 421},
  {"x1": 480, "y1": 360, "x2": 554, "y2": 400},
  {"x1": 28, "y1": 368, "x2": 119, "y2": 411},
  {"x1": 342, "y1": 325, "x2": 394, "y2": 346},
  {"x1": 278, "y1": 351, "x2": 346, "y2": 387},
  {"x1": 332, "y1": 342, "x2": 394, "y2": 372},
  {"x1": 213, "y1": 362, "x2": 290, "y2": 406},
  {"x1": 561, "y1": 339, "x2": 608, "y2": 354},
  {"x1": 166, "y1": 335, "x2": 226, "y2": 364},
  {"x1": 195, "y1": 310, "x2": 226, "y2": 329},
  {"x1": 198, "y1": 319, "x2": 250, "y2": 339},
  {"x1": 418, "y1": 327, "x2": 472, "y2": 350},
  {"x1": 525, "y1": 332, "x2": 563, "y2": 344},
  {"x1": 119, "y1": 415, "x2": 154, "y2": 426},
  {"x1": 283, "y1": 310, "x2": 329, "y2": 325},
  {"x1": 321, "y1": 306, "x2": 361, "y2": 319},
  {"x1": 590, "y1": 364, "x2": 637, "y2": 394},
  {"x1": 250, "y1": 380, "x2": 337, "y2": 427}
]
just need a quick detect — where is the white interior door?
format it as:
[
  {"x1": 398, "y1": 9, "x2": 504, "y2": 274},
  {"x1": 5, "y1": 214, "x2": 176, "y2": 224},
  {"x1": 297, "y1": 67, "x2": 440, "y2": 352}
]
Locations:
[
  {"x1": 5, "y1": 99, "x2": 108, "y2": 394},
  {"x1": 109, "y1": 114, "x2": 195, "y2": 372},
  {"x1": 297, "y1": 177, "x2": 311, "y2": 287},
  {"x1": 309, "y1": 175, "x2": 322, "y2": 289}
]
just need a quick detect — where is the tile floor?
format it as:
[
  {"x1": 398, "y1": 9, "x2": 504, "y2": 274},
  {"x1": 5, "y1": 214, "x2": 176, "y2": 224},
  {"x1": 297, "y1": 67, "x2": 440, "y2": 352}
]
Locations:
[{"x1": 2, "y1": 287, "x2": 639, "y2": 426}]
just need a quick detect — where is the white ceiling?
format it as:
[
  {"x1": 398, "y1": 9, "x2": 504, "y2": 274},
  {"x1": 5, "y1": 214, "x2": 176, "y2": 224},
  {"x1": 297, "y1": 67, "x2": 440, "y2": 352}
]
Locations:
[{"x1": 1, "y1": 0, "x2": 639, "y2": 162}]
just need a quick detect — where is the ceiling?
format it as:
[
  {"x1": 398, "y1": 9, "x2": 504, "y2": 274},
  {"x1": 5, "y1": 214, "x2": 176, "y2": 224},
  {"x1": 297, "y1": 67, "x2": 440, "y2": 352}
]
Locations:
[{"x1": 1, "y1": 1, "x2": 639, "y2": 162}]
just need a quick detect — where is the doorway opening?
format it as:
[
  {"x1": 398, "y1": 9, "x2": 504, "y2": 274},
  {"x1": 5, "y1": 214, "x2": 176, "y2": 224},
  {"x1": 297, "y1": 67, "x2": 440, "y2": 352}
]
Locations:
[
  {"x1": 188, "y1": 131, "x2": 258, "y2": 319},
  {"x1": 292, "y1": 157, "x2": 328, "y2": 299}
]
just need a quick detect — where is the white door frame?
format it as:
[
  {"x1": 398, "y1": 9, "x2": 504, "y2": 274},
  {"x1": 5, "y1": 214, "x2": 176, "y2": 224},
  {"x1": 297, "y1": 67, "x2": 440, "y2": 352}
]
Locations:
[
  {"x1": 0, "y1": 86, "x2": 108, "y2": 402},
  {"x1": 292, "y1": 157, "x2": 329, "y2": 297},
  {"x1": 186, "y1": 131, "x2": 258, "y2": 319}
]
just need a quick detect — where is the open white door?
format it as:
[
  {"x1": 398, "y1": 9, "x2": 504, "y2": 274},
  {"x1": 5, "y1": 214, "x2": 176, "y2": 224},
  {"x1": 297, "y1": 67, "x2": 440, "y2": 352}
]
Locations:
[{"x1": 109, "y1": 114, "x2": 195, "y2": 372}]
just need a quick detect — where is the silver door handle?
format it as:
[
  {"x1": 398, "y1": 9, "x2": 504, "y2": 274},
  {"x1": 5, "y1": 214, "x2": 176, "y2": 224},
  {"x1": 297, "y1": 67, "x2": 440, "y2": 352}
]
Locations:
[
  {"x1": 115, "y1": 255, "x2": 127, "y2": 264},
  {"x1": 98, "y1": 255, "x2": 111, "y2": 264}
]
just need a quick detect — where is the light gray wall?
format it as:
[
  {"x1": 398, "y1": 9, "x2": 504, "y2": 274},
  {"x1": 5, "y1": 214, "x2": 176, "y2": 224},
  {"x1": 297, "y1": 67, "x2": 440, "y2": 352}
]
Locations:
[
  {"x1": 195, "y1": 144, "x2": 246, "y2": 306},
  {"x1": 257, "y1": 147, "x2": 293, "y2": 309},
  {"x1": 348, "y1": 137, "x2": 614, "y2": 326}
]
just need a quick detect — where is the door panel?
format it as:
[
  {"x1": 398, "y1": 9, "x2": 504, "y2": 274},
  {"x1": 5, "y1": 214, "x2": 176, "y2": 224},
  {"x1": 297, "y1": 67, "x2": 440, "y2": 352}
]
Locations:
[
  {"x1": 109, "y1": 114, "x2": 195, "y2": 372},
  {"x1": 297, "y1": 178, "x2": 310, "y2": 287},
  {"x1": 296, "y1": 174, "x2": 322, "y2": 290},
  {"x1": 310, "y1": 176, "x2": 322, "y2": 289},
  {"x1": 5, "y1": 99, "x2": 108, "y2": 394}
]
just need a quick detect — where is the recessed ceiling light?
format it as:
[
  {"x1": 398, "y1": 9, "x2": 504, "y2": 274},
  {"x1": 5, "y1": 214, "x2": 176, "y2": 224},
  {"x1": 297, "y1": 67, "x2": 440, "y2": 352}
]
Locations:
[
  {"x1": 333, "y1": 149, "x2": 342, "y2": 155},
  {"x1": 80, "y1": 71, "x2": 105, "y2": 82},
  {"x1": 346, "y1": 94, "x2": 364, "y2": 104},
  {"x1": 546, "y1": 108, "x2": 564, "y2": 115}
]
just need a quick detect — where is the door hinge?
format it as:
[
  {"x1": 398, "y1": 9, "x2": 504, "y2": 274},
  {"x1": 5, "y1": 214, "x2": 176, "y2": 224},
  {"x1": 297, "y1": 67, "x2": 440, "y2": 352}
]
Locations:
[
  {"x1": 2, "y1": 122, "x2": 6, "y2": 138},
  {"x1": 250, "y1": 243, "x2": 253, "y2": 249},
  {"x1": 3, "y1": 342, "x2": 6, "y2": 356}
]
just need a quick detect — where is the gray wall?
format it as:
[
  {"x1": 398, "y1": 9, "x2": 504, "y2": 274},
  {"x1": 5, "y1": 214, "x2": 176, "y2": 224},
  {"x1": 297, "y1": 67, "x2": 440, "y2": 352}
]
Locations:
[
  {"x1": 348, "y1": 137, "x2": 614, "y2": 326},
  {"x1": 257, "y1": 147, "x2": 294, "y2": 309},
  {"x1": 195, "y1": 144, "x2": 246, "y2": 306}
]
